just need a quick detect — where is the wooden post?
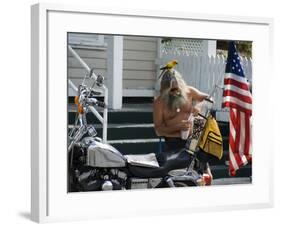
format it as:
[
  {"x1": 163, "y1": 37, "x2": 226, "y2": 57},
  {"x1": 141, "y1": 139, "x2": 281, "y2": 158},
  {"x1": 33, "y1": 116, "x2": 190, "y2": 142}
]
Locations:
[{"x1": 107, "y1": 36, "x2": 123, "y2": 109}]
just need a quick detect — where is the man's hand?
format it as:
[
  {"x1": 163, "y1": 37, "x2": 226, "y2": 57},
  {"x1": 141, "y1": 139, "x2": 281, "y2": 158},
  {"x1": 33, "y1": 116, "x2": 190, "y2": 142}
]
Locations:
[
  {"x1": 192, "y1": 107, "x2": 200, "y2": 116},
  {"x1": 178, "y1": 120, "x2": 192, "y2": 131}
]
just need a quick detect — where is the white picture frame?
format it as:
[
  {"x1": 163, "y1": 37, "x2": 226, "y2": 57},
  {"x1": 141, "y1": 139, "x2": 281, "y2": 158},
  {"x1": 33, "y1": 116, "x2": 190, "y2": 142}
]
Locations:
[{"x1": 31, "y1": 3, "x2": 274, "y2": 223}]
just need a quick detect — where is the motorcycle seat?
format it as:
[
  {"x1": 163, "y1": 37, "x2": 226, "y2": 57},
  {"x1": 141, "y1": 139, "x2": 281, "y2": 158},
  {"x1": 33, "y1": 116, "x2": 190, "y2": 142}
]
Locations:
[
  {"x1": 127, "y1": 149, "x2": 192, "y2": 178},
  {"x1": 124, "y1": 153, "x2": 160, "y2": 168}
]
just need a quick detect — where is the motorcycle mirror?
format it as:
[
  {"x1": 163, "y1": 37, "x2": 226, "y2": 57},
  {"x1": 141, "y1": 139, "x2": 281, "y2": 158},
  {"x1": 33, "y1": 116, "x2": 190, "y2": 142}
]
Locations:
[{"x1": 96, "y1": 75, "x2": 104, "y2": 87}]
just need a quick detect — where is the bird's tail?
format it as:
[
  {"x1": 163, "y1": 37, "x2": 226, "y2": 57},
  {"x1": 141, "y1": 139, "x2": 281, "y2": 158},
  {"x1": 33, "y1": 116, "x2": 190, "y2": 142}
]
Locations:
[{"x1": 158, "y1": 69, "x2": 167, "y2": 79}]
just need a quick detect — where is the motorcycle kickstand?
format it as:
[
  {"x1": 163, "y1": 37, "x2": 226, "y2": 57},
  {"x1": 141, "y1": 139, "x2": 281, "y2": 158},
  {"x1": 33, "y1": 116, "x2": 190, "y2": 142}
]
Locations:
[
  {"x1": 165, "y1": 177, "x2": 175, "y2": 188},
  {"x1": 147, "y1": 178, "x2": 153, "y2": 188}
]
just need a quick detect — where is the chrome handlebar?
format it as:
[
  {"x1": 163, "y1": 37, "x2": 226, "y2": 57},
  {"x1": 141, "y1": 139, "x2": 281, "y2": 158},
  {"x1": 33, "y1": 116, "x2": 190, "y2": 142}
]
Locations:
[{"x1": 78, "y1": 85, "x2": 106, "y2": 109}]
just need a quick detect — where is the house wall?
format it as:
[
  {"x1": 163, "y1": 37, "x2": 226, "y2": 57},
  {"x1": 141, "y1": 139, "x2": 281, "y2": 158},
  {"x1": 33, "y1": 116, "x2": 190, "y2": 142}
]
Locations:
[
  {"x1": 67, "y1": 35, "x2": 158, "y2": 96},
  {"x1": 123, "y1": 36, "x2": 158, "y2": 91}
]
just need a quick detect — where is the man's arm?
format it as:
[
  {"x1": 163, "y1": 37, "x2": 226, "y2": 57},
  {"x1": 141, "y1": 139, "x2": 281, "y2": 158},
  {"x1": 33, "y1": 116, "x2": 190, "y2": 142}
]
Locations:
[
  {"x1": 188, "y1": 86, "x2": 210, "y2": 115},
  {"x1": 189, "y1": 86, "x2": 209, "y2": 101}
]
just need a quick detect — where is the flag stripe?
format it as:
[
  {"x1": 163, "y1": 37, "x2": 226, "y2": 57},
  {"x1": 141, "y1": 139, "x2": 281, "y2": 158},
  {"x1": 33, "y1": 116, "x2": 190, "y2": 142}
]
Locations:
[
  {"x1": 223, "y1": 84, "x2": 252, "y2": 97},
  {"x1": 224, "y1": 78, "x2": 250, "y2": 91},
  {"x1": 223, "y1": 90, "x2": 252, "y2": 104},
  {"x1": 239, "y1": 112, "x2": 245, "y2": 158},
  {"x1": 236, "y1": 111, "x2": 241, "y2": 157},
  {"x1": 222, "y1": 102, "x2": 252, "y2": 115},
  {"x1": 229, "y1": 109, "x2": 239, "y2": 176},
  {"x1": 225, "y1": 73, "x2": 249, "y2": 84},
  {"x1": 229, "y1": 146, "x2": 239, "y2": 175},
  {"x1": 229, "y1": 109, "x2": 243, "y2": 167},
  {"x1": 222, "y1": 96, "x2": 252, "y2": 113},
  {"x1": 239, "y1": 112, "x2": 249, "y2": 166},
  {"x1": 233, "y1": 110, "x2": 243, "y2": 166},
  {"x1": 244, "y1": 113, "x2": 251, "y2": 158}
]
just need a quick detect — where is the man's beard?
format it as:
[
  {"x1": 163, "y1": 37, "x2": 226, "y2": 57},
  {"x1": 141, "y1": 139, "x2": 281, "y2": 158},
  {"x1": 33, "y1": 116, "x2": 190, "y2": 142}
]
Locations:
[{"x1": 161, "y1": 89, "x2": 188, "y2": 111}]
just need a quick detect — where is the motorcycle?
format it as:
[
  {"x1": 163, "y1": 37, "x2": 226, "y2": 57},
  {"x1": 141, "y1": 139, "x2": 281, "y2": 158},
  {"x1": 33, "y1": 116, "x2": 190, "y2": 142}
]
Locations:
[{"x1": 68, "y1": 72, "x2": 216, "y2": 192}]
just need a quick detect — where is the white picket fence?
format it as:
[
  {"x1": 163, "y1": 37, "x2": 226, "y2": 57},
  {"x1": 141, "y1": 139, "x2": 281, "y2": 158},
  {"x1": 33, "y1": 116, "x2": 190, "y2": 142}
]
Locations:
[{"x1": 159, "y1": 54, "x2": 252, "y2": 114}]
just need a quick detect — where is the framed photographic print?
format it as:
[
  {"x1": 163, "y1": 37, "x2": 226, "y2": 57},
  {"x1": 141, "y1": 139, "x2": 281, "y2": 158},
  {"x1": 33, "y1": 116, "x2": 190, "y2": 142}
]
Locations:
[{"x1": 31, "y1": 3, "x2": 274, "y2": 223}]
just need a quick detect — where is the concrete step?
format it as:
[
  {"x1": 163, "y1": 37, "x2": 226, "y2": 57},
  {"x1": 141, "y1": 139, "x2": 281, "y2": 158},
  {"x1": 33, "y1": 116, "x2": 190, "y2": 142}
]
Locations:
[
  {"x1": 212, "y1": 177, "x2": 251, "y2": 185},
  {"x1": 210, "y1": 164, "x2": 252, "y2": 179},
  {"x1": 204, "y1": 150, "x2": 228, "y2": 165},
  {"x1": 68, "y1": 103, "x2": 153, "y2": 125},
  {"x1": 95, "y1": 123, "x2": 158, "y2": 140},
  {"x1": 68, "y1": 111, "x2": 153, "y2": 125}
]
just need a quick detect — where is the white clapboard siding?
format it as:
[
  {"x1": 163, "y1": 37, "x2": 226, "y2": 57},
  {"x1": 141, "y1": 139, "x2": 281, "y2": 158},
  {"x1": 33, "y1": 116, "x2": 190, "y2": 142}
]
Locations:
[
  {"x1": 123, "y1": 39, "x2": 158, "y2": 52},
  {"x1": 159, "y1": 54, "x2": 252, "y2": 113},
  {"x1": 69, "y1": 78, "x2": 155, "y2": 93},
  {"x1": 123, "y1": 60, "x2": 156, "y2": 71},
  {"x1": 123, "y1": 70, "x2": 155, "y2": 80},
  {"x1": 68, "y1": 68, "x2": 107, "y2": 78},
  {"x1": 124, "y1": 49, "x2": 157, "y2": 61},
  {"x1": 67, "y1": 48, "x2": 107, "y2": 59},
  {"x1": 68, "y1": 57, "x2": 107, "y2": 70},
  {"x1": 69, "y1": 70, "x2": 155, "y2": 81},
  {"x1": 123, "y1": 79, "x2": 156, "y2": 89},
  {"x1": 122, "y1": 36, "x2": 158, "y2": 91}
]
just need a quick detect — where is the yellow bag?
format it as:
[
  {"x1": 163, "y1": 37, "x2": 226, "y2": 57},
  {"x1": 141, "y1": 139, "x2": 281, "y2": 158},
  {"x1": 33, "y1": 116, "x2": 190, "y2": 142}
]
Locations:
[{"x1": 199, "y1": 116, "x2": 223, "y2": 159}]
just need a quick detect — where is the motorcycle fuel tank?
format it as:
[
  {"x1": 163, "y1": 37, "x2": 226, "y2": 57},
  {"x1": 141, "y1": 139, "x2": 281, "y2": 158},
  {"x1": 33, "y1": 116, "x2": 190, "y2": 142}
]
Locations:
[{"x1": 87, "y1": 140, "x2": 126, "y2": 168}]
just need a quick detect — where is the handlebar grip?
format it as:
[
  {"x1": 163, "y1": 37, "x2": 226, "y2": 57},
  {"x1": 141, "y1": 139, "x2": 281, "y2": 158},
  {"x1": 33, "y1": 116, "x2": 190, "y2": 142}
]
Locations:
[
  {"x1": 96, "y1": 101, "x2": 106, "y2": 108},
  {"x1": 204, "y1": 97, "x2": 214, "y2": 103},
  {"x1": 198, "y1": 113, "x2": 208, "y2": 120},
  {"x1": 90, "y1": 90, "x2": 102, "y2": 96},
  {"x1": 86, "y1": 97, "x2": 106, "y2": 108}
]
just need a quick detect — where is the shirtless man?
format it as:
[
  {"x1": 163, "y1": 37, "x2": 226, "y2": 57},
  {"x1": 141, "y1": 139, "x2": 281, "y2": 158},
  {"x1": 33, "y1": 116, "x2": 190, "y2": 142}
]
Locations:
[
  {"x1": 153, "y1": 69, "x2": 213, "y2": 185},
  {"x1": 153, "y1": 69, "x2": 209, "y2": 151}
]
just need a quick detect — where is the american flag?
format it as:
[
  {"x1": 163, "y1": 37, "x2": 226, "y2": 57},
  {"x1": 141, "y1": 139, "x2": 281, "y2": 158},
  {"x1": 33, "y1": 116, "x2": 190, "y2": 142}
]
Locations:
[{"x1": 222, "y1": 41, "x2": 252, "y2": 176}]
